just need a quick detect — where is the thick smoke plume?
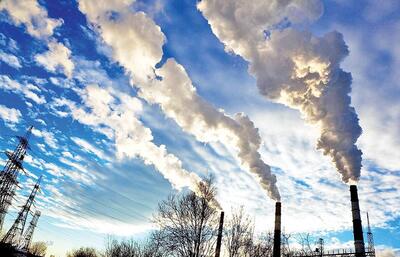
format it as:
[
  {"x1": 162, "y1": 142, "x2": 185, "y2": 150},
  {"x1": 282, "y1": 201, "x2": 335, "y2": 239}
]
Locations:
[
  {"x1": 78, "y1": 0, "x2": 280, "y2": 200},
  {"x1": 198, "y1": 0, "x2": 363, "y2": 183},
  {"x1": 52, "y1": 84, "x2": 203, "y2": 195}
]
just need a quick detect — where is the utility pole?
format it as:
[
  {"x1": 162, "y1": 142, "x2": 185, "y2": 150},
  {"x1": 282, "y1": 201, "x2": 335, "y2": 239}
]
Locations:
[
  {"x1": 214, "y1": 211, "x2": 224, "y2": 257},
  {"x1": 366, "y1": 212, "x2": 375, "y2": 254},
  {"x1": 19, "y1": 210, "x2": 41, "y2": 251},
  {"x1": 2, "y1": 176, "x2": 41, "y2": 246},
  {"x1": 0, "y1": 126, "x2": 33, "y2": 231}
]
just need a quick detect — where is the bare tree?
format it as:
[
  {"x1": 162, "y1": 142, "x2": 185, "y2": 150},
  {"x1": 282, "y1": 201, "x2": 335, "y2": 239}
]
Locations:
[
  {"x1": 296, "y1": 233, "x2": 314, "y2": 256},
  {"x1": 29, "y1": 241, "x2": 48, "y2": 256},
  {"x1": 104, "y1": 237, "x2": 165, "y2": 257},
  {"x1": 224, "y1": 207, "x2": 253, "y2": 257},
  {"x1": 67, "y1": 247, "x2": 98, "y2": 257},
  {"x1": 153, "y1": 177, "x2": 219, "y2": 257},
  {"x1": 243, "y1": 231, "x2": 274, "y2": 257}
]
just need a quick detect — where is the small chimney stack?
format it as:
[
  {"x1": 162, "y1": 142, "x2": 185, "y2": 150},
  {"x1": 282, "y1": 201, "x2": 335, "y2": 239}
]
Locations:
[
  {"x1": 273, "y1": 202, "x2": 281, "y2": 257},
  {"x1": 350, "y1": 185, "x2": 365, "y2": 257},
  {"x1": 215, "y1": 211, "x2": 224, "y2": 257}
]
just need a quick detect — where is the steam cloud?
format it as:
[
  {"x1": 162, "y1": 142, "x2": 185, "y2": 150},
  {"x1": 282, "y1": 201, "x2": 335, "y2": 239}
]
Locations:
[
  {"x1": 52, "y1": 84, "x2": 203, "y2": 194},
  {"x1": 78, "y1": 0, "x2": 280, "y2": 200},
  {"x1": 198, "y1": 0, "x2": 363, "y2": 183}
]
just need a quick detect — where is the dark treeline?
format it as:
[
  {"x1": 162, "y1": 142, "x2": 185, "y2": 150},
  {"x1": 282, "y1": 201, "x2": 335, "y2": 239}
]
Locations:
[{"x1": 65, "y1": 177, "x2": 322, "y2": 257}]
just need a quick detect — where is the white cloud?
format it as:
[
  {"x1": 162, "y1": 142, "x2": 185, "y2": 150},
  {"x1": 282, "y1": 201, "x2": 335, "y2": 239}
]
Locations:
[
  {"x1": 51, "y1": 84, "x2": 202, "y2": 192},
  {"x1": 0, "y1": 104, "x2": 22, "y2": 127},
  {"x1": 35, "y1": 41, "x2": 74, "y2": 78},
  {"x1": 32, "y1": 128, "x2": 58, "y2": 149},
  {"x1": 0, "y1": 75, "x2": 46, "y2": 104},
  {"x1": 0, "y1": 50, "x2": 22, "y2": 68},
  {"x1": 0, "y1": 33, "x2": 19, "y2": 52},
  {"x1": 36, "y1": 118, "x2": 46, "y2": 126},
  {"x1": 71, "y1": 136, "x2": 109, "y2": 161},
  {"x1": 1, "y1": 0, "x2": 76, "y2": 84},
  {"x1": 62, "y1": 151, "x2": 74, "y2": 159},
  {"x1": 0, "y1": 0, "x2": 62, "y2": 38},
  {"x1": 376, "y1": 248, "x2": 400, "y2": 257},
  {"x1": 53, "y1": 215, "x2": 153, "y2": 237}
]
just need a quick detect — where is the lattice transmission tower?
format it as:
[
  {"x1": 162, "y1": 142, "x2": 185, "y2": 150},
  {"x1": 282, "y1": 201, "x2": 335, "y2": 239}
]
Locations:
[
  {"x1": 1, "y1": 176, "x2": 41, "y2": 246},
  {"x1": 0, "y1": 126, "x2": 33, "y2": 231},
  {"x1": 366, "y1": 212, "x2": 375, "y2": 253},
  {"x1": 19, "y1": 210, "x2": 41, "y2": 251}
]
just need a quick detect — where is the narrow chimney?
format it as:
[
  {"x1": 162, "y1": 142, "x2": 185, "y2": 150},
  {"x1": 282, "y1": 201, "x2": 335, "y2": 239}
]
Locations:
[
  {"x1": 350, "y1": 185, "x2": 365, "y2": 257},
  {"x1": 215, "y1": 211, "x2": 224, "y2": 257},
  {"x1": 273, "y1": 202, "x2": 281, "y2": 257}
]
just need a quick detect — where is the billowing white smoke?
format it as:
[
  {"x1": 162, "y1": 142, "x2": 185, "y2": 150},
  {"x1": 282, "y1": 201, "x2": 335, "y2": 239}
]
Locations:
[
  {"x1": 78, "y1": 0, "x2": 280, "y2": 200},
  {"x1": 145, "y1": 59, "x2": 280, "y2": 200},
  {"x1": 198, "y1": 0, "x2": 363, "y2": 183},
  {"x1": 53, "y1": 84, "x2": 202, "y2": 193}
]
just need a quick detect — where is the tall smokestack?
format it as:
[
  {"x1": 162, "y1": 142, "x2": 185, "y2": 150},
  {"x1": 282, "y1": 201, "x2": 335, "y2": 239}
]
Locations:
[
  {"x1": 215, "y1": 211, "x2": 224, "y2": 257},
  {"x1": 273, "y1": 202, "x2": 281, "y2": 257},
  {"x1": 350, "y1": 185, "x2": 365, "y2": 257}
]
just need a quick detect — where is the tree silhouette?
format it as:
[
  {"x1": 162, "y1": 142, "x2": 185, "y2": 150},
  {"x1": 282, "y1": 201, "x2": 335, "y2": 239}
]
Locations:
[
  {"x1": 153, "y1": 177, "x2": 219, "y2": 257},
  {"x1": 67, "y1": 247, "x2": 98, "y2": 257}
]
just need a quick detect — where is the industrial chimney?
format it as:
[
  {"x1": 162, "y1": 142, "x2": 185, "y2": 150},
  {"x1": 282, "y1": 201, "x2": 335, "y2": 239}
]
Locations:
[
  {"x1": 215, "y1": 211, "x2": 224, "y2": 257},
  {"x1": 273, "y1": 202, "x2": 281, "y2": 257},
  {"x1": 350, "y1": 185, "x2": 365, "y2": 257}
]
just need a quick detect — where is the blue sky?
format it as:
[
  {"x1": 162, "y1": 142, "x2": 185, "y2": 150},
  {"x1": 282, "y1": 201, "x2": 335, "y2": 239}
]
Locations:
[{"x1": 0, "y1": 0, "x2": 399, "y2": 256}]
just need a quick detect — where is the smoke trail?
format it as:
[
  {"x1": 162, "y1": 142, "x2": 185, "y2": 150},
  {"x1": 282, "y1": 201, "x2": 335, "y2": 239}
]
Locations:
[
  {"x1": 52, "y1": 84, "x2": 203, "y2": 194},
  {"x1": 78, "y1": 0, "x2": 280, "y2": 200},
  {"x1": 198, "y1": 0, "x2": 363, "y2": 183},
  {"x1": 145, "y1": 59, "x2": 280, "y2": 200}
]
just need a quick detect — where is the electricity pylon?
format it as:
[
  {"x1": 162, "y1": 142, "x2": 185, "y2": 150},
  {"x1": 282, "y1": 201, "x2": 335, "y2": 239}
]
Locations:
[
  {"x1": 367, "y1": 212, "x2": 375, "y2": 253},
  {"x1": 19, "y1": 210, "x2": 41, "y2": 251},
  {"x1": 0, "y1": 126, "x2": 33, "y2": 231},
  {"x1": 1, "y1": 176, "x2": 41, "y2": 245}
]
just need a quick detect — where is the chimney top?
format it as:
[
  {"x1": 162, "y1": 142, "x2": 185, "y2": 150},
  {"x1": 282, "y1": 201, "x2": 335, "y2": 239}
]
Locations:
[{"x1": 350, "y1": 185, "x2": 359, "y2": 202}]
